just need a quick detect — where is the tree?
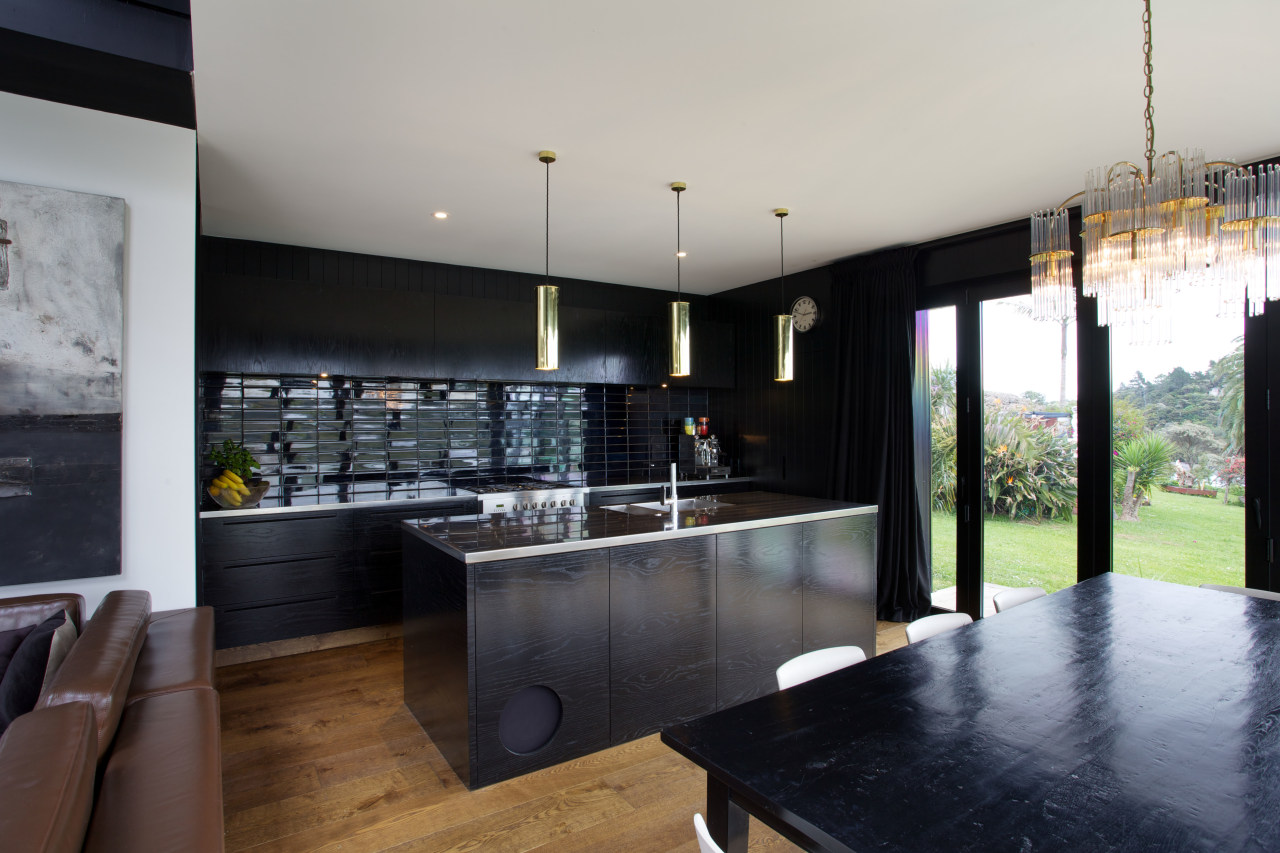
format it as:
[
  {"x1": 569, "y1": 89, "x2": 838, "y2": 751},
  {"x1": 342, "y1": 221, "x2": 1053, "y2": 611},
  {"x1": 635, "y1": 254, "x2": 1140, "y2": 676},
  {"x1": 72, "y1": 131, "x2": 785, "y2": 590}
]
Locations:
[
  {"x1": 1114, "y1": 433, "x2": 1176, "y2": 522},
  {"x1": 1214, "y1": 339, "x2": 1244, "y2": 454},
  {"x1": 1159, "y1": 421, "x2": 1224, "y2": 468},
  {"x1": 1022, "y1": 390, "x2": 1047, "y2": 406},
  {"x1": 1219, "y1": 456, "x2": 1245, "y2": 506},
  {"x1": 1113, "y1": 398, "x2": 1147, "y2": 446}
]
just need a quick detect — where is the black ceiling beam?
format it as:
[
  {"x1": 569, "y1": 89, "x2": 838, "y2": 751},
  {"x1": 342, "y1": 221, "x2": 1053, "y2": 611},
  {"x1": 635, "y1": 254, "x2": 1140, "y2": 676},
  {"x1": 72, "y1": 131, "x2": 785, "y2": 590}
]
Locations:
[{"x1": 0, "y1": 27, "x2": 194, "y2": 129}]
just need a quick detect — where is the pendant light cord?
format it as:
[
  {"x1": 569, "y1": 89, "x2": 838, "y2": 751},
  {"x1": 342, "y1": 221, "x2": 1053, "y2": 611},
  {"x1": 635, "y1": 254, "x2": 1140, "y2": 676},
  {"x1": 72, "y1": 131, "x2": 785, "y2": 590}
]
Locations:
[
  {"x1": 779, "y1": 214, "x2": 786, "y2": 312},
  {"x1": 676, "y1": 189, "x2": 682, "y2": 300},
  {"x1": 544, "y1": 159, "x2": 550, "y2": 283}
]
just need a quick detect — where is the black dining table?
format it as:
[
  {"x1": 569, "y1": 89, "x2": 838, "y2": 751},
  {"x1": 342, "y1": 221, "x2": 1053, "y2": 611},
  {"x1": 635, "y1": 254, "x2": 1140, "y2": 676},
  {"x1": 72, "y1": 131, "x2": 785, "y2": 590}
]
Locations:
[{"x1": 661, "y1": 573, "x2": 1280, "y2": 852}]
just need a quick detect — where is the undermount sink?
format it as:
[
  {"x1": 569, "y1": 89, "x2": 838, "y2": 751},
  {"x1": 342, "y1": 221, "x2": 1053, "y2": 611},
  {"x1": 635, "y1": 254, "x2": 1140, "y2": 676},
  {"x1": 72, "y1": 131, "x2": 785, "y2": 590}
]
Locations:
[{"x1": 602, "y1": 497, "x2": 727, "y2": 515}]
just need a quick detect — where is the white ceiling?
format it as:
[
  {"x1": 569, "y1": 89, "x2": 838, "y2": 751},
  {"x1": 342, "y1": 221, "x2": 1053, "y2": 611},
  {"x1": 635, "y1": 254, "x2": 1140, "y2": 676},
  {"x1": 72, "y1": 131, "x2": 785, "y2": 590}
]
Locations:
[{"x1": 190, "y1": 0, "x2": 1280, "y2": 296}]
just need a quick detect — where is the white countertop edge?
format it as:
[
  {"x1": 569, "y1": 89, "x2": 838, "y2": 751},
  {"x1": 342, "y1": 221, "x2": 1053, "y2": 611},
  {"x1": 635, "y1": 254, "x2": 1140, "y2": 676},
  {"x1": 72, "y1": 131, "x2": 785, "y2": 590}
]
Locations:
[
  {"x1": 411, "y1": 503, "x2": 878, "y2": 564},
  {"x1": 198, "y1": 476, "x2": 753, "y2": 519},
  {"x1": 199, "y1": 493, "x2": 472, "y2": 519}
]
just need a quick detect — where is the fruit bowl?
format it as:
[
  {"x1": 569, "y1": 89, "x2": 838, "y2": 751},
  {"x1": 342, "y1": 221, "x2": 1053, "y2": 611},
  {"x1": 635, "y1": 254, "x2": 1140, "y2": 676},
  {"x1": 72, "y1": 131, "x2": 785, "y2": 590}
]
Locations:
[{"x1": 208, "y1": 479, "x2": 270, "y2": 510}]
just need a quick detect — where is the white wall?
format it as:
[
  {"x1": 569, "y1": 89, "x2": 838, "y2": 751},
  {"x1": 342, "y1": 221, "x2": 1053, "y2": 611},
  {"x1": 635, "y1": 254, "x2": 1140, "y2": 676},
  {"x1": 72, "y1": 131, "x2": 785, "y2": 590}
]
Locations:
[{"x1": 0, "y1": 92, "x2": 196, "y2": 613}]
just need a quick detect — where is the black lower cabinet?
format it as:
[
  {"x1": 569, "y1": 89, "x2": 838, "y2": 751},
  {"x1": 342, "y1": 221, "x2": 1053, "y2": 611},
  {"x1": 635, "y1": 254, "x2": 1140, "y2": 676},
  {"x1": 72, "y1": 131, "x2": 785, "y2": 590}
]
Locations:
[
  {"x1": 609, "y1": 537, "x2": 717, "y2": 743},
  {"x1": 199, "y1": 498, "x2": 474, "y2": 649}
]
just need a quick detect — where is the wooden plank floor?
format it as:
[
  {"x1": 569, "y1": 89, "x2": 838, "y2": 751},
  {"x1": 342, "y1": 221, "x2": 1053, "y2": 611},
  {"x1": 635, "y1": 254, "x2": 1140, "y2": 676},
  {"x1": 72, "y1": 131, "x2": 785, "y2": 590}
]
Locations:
[{"x1": 219, "y1": 621, "x2": 909, "y2": 852}]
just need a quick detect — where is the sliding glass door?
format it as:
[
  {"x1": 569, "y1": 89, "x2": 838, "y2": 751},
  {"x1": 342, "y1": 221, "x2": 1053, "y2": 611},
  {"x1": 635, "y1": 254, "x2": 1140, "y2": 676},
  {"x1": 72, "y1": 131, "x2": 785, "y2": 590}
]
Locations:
[{"x1": 979, "y1": 296, "x2": 1078, "y2": 614}]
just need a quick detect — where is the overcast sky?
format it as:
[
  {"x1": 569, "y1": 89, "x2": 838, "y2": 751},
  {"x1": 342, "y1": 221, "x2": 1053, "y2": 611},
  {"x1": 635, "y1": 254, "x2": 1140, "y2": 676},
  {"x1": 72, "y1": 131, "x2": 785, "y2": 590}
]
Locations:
[{"x1": 925, "y1": 290, "x2": 1245, "y2": 403}]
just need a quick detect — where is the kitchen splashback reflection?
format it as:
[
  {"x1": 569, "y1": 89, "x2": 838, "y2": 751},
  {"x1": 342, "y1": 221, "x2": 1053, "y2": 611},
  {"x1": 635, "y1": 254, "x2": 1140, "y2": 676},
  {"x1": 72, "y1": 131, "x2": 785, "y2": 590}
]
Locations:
[{"x1": 199, "y1": 374, "x2": 710, "y2": 507}]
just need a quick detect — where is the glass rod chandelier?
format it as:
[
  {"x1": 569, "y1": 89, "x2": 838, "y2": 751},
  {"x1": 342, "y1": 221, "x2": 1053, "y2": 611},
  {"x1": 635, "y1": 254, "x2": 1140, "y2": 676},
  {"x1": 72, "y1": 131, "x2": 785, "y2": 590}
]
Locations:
[{"x1": 1030, "y1": 0, "x2": 1279, "y2": 330}]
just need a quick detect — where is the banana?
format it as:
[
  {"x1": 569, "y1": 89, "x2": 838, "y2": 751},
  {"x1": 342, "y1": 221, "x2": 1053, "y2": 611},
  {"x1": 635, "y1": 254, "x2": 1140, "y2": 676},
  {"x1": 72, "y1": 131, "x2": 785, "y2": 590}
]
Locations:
[
  {"x1": 222, "y1": 469, "x2": 244, "y2": 485},
  {"x1": 213, "y1": 476, "x2": 231, "y2": 489},
  {"x1": 226, "y1": 490, "x2": 242, "y2": 506},
  {"x1": 209, "y1": 485, "x2": 222, "y2": 496}
]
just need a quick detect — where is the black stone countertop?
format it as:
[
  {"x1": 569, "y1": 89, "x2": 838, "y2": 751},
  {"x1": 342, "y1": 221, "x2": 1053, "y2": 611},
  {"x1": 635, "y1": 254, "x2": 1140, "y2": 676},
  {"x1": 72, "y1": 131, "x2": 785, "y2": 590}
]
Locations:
[{"x1": 402, "y1": 490, "x2": 876, "y2": 564}]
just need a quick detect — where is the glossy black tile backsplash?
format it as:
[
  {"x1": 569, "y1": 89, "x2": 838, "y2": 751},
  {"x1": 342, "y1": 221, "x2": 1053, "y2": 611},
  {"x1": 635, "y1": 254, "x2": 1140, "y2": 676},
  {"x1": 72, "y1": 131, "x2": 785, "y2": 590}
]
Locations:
[{"x1": 200, "y1": 374, "x2": 711, "y2": 507}]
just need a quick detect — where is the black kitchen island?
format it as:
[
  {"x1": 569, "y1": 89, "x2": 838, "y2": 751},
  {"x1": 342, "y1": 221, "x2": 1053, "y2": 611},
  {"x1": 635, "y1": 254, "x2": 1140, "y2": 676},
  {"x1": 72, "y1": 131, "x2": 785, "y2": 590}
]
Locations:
[{"x1": 401, "y1": 491, "x2": 877, "y2": 788}]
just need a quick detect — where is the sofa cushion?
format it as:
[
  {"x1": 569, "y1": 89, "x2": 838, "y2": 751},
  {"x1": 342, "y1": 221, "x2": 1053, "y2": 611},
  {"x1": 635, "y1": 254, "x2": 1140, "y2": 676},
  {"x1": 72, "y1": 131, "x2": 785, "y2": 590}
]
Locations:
[
  {"x1": 0, "y1": 593, "x2": 86, "y2": 634},
  {"x1": 82, "y1": 687, "x2": 223, "y2": 853},
  {"x1": 0, "y1": 610, "x2": 74, "y2": 735},
  {"x1": 36, "y1": 590, "x2": 151, "y2": 760},
  {"x1": 0, "y1": 622, "x2": 37, "y2": 676},
  {"x1": 0, "y1": 700, "x2": 98, "y2": 853},
  {"x1": 127, "y1": 607, "x2": 216, "y2": 705}
]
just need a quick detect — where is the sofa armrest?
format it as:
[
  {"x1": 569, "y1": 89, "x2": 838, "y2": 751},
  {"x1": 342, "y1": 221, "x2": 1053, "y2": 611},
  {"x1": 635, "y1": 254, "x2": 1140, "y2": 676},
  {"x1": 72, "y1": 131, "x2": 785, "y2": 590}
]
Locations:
[
  {"x1": 0, "y1": 701, "x2": 98, "y2": 853},
  {"x1": 127, "y1": 607, "x2": 216, "y2": 704},
  {"x1": 37, "y1": 590, "x2": 151, "y2": 760},
  {"x1": 0, "y1": 593, "x2": 86, "y2": 633}
]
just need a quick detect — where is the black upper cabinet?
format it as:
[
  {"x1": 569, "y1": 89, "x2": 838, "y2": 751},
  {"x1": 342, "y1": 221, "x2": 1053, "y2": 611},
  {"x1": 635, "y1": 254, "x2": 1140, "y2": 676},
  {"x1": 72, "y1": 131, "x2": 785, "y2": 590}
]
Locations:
[
  {"x1": 198, "y1": 237, "x2": 734, "y2": 388},
  {"x1": 199, "y1": 274, "x2": 435, "y2": 377}
]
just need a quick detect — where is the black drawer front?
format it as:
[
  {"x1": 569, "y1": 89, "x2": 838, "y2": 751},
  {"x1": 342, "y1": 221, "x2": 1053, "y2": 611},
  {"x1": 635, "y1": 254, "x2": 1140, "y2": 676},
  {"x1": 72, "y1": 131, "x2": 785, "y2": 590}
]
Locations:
[
  {"x1": 201, "y1": 511, "x2": 352, "y2": 563},
  {"x1": 203, "y1": 553, "x2": 354, "y2": 607},
  {"x1": 213, "y1": 595, "x2": 360, "y2": 649}
]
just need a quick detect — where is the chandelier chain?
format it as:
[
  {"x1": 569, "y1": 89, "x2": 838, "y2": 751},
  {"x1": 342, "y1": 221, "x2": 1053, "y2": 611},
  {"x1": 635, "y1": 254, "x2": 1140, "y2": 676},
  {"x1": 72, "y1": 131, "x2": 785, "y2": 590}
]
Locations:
[
  {"x1": 1143, "y1": 0, "x2": 1155, "y2": 178},
  {"x1": 676, "y1": 189, "x2": 681, "y2": 299}
]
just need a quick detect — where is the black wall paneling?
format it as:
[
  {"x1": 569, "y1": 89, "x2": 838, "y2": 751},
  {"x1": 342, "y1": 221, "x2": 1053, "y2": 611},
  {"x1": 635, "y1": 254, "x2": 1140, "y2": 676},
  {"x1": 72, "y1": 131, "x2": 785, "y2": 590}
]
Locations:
[
  {"x1": 0, "y1": 27, "x2": 195, "y2": 128},
  {"x1": 708, "y1": 266, "x2": 835, "y2": 499},
  {"x1": 198, "y1": 236, "x2": 734, "y2": 389}
]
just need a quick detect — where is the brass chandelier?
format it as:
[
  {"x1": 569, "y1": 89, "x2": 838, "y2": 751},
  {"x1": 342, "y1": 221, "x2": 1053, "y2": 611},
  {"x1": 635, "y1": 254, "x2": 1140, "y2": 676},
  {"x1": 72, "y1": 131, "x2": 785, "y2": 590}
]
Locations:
[{"x1": 1030, "y1": 0, "x2": 1279, "y2": 330}]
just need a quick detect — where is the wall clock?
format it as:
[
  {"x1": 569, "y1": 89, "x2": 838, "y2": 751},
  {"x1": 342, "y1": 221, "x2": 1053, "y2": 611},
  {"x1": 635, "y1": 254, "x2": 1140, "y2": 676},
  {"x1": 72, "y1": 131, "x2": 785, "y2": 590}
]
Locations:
[{"x1": 791, "y1": 296, "x2": 820, "y2": 332}]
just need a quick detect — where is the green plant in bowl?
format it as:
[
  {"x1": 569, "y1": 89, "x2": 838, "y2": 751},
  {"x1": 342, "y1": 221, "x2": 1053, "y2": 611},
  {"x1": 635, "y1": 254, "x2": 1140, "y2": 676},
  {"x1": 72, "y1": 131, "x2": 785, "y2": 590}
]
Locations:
[{"x1": 208, "y1": 440, "x2": 266, "y2": 509}]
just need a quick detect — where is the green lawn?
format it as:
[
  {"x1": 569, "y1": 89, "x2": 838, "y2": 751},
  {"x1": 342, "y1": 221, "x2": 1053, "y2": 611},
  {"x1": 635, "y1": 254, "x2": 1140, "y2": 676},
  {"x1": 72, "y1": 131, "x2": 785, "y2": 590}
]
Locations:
[{"x1": 931, "y1": 490, "x2": 1246, "y2": 594}]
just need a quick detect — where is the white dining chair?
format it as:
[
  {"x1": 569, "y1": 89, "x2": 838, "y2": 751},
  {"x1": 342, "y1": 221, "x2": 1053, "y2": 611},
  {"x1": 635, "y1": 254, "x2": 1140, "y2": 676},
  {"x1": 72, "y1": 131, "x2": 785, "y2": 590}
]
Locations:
[
  {"x1": 905, "y1": 612, "x2": 973, "y2": 644},
  {"x1": 694, "y1": 813, "x2": 725, "y2": 853},
  {"x1": 992, "y1": 586, "x2": 1047, "y2": 613},
  {"x1": 775, "y1": 645, "x2": 867, "y2": 690},
  {"x1": 1199, "y1": 584, "x2": 1280, "y2": 602}
]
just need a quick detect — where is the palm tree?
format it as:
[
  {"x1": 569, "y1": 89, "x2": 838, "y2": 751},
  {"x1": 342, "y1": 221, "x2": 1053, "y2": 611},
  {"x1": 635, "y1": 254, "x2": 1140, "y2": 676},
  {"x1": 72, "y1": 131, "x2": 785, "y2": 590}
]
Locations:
[{"x1": 1214, "y1": 338, "x2": 1244, "y2": 454}]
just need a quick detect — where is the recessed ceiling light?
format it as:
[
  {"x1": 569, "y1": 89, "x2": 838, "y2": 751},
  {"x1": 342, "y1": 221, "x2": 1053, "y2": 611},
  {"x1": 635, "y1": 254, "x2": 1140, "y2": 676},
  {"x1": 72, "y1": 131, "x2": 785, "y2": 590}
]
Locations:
[{"x1": 433, "y1": 211, "x2": 448, "y2": 219}]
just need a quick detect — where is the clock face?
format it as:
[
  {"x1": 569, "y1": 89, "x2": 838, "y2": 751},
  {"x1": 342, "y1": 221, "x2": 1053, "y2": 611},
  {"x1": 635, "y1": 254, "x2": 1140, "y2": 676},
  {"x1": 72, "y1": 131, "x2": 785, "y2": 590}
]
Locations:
[{"x1": 791, "y1": 296, "x2": 820, "y2": 332}]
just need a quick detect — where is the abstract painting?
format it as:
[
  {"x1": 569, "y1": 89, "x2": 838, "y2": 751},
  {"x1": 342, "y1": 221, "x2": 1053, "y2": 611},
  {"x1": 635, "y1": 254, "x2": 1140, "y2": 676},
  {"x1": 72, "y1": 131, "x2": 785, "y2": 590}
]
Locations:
[{"x1": 0, "y1": 179, "x2": 125, "y2": 584}]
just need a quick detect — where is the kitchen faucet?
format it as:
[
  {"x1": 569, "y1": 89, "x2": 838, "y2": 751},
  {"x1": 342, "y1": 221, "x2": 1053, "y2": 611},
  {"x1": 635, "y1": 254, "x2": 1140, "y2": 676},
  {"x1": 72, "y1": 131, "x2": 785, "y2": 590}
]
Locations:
[{"x1": 663, "y1": 462, "x2": 679, "y2": 507}]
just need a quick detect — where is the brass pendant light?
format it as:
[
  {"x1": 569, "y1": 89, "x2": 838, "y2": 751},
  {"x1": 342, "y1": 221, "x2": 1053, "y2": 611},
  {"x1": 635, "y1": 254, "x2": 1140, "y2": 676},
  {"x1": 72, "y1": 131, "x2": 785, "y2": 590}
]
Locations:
[
  {"x1": 670, "y1": 182, "x2": 691, "y2": 377},
  {"x1": 773, "y1": 208, "x2": 794, "y2": 382},
  {"x1": 536, "y1": 151, "x2": 559, "y2": 371}
]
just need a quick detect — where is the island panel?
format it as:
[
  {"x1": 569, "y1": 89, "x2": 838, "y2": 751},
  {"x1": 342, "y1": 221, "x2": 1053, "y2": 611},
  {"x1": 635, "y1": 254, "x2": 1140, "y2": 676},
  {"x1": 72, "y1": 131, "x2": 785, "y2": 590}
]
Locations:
[
  {"x1": 715, "y1": 525, "x2": 804, "y2": 710},
  {"x1": 472, "y1": 549, "x2": 610, "y2": 786},
  {"x1": 802, "y1": 514, "x2": 877, "y2": 655},
  {"x1": 609, "y1": 536, "x2": 718, "y2": 744}
]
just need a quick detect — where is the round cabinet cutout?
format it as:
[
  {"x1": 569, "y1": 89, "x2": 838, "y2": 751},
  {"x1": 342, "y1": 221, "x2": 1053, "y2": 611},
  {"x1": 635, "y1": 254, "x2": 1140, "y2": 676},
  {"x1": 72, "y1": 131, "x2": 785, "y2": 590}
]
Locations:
[{"x1": 498, "y1": 685, "x2": 563, "y2": 755}]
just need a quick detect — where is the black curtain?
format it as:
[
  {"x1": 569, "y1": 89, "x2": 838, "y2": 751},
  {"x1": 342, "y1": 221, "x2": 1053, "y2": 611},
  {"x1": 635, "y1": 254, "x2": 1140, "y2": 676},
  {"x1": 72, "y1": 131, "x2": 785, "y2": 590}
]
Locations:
[{"x1": 828, "y1": 247, "x2": 932, "y2": 622}]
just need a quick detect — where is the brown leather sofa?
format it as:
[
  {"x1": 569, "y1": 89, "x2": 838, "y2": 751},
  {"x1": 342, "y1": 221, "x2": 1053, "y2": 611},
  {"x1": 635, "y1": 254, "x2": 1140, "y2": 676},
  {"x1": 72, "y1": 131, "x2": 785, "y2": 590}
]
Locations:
[{"x1": 0, "y1": 590, "x2": 222, "y2": 852}]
